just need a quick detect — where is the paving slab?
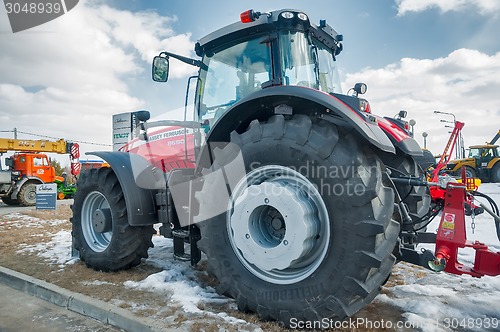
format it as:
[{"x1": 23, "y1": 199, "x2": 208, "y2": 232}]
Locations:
[{"x1": 0, "y1": 266, "x2": 174, "y2": 332}]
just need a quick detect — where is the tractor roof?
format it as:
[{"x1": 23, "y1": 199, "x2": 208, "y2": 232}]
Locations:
[{"x1": 195, "y1": 9, "x2": 342, "y2": 57}]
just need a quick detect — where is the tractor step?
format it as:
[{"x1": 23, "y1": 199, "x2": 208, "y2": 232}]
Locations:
[{"x1": 172, "y1": 227, "x2": 201, "y2": 266}]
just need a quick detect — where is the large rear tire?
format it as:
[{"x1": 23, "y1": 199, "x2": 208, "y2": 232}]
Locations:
[
  {"x1": 491, "y1": 163, "x2": 500, "y2": 183},
  {"x1": 196, "y1": 115, "x2": 399, "y2": 325},
  {"x1": 71, "y1": 168, "x2": 155, "y2": 271},
  {"x1": 381, "y1": 152, "x2": 431, "y2": 228}
]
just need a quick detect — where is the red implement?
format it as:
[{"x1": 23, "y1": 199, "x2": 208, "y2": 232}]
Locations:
[{"x1": 432, "y1": 183, "x2": 500, "y2": 277}]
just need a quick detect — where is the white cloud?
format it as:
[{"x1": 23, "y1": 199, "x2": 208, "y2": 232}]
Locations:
[
  {"x1": 344, "y1": 48, "x2": 500, "y2": 154},
  {"x1": 0, "y1": 0, "x2": 197, "y2": 162},
  {"x1": 95, "y1": 5, "x2": 195, "y2": 78},
  {"x1": 396, "y1": 0, "x2": 500, "y2": 15}
]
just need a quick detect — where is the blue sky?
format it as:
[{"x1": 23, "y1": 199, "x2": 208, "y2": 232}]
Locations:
[
  {"x1": 103, "y1": 0, "x2": 498, "y2": 71},
  {"x1": 1, "y1": 0, "x2": 499, "y2": 161}
]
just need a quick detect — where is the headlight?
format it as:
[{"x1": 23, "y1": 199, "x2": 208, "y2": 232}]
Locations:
[
  {"x1": 280, "y1": 11, "x2": 294, "y2": 19},
  {"x1": 297, "y1": 12, "x2": 308, "y2": 21}
]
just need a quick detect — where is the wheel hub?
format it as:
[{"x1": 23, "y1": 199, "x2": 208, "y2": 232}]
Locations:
[
  {"x1": 81, "y1": 191, "x2": 112, "y2": 252},
  {"x1": 229, "y1": 167, "x2": 327, "y2": 279},
  {"x1": 92, "y1": 208, "x2": 112, "y2": 233}
]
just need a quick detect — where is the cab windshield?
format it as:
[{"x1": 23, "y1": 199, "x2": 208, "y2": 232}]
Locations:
[
  {"x1": 198, "y1": 31, "x2": 342, "y2": 124},
  {"x1": 280, "y1": 31, "x2": 342, "y2": 94},
  {"x1": 198, "y1": 38, "x2": 272, "y2": 123},
  {"x1": 469, "y1": 148, "x2": 481, "y2": 158}
]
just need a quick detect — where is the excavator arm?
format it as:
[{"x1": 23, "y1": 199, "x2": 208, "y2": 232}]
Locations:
[{"x1": 489, "y1": 130, "x2": 500, "y2": 145}]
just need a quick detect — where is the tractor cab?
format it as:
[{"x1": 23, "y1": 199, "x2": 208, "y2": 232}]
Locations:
[
  {"x1": 153, "y1": 9, "x2": 344, "y2": 132},
  {"x1": 468, "y1": 144, "x2": 499, "y2": 168},
  {"x1": 447, "y1": 144, "x2": 500, "y2": 182}
]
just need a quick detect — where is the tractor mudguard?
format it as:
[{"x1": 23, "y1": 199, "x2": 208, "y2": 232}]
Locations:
[
  {"x1": 88, "y1": 151, "x2": 165, "y2": 226},
  {"x1": 376, "y1": 116, "x2": 422, "y2": 156},
  {"x1": 487, "y1": 157, "x2": 500, "y2": 169},
  {"x1": 205, "y1": 85, "x2": 396, "y2": 154},
  {"x1": 394, "y1": 137, "x2": 423, "y2": 156}
]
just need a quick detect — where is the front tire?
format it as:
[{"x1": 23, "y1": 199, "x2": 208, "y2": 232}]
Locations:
[
  {"x1": 1, "y1": 196, "x2": 20, "y2": 206},
  {"x1": 454, "y1": 165, "x2": 477, "y2": 179},
  {"x1": 196, "y1": 115, "x2": 399, "y2": 324},
  {"x1": 18, "y1": 182, "x2": 37, "y2": 206},
  {"x1": 71, "y1": 168, "x2": 155, "y2": 271}
]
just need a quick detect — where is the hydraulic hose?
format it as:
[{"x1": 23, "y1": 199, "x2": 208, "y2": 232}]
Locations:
[{"x1": 472, "y1": 191, "x2": 500, "y2": 242}]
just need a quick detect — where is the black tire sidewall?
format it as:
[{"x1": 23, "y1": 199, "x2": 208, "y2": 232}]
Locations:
[
  {"x1": 465, "y1": 166, "x2": 477, "y2": 179},
  {"x1": 202, "y1": 128, "x2": 390, "y2": 318},
  {"x1": 18, "y1": 182, "x2": 37, "y2": 206},
  {"x1": 72, "y1": 169, "x2": 154, "y2": 271},
  {"x1": 492, "y1": 163, "x2": 500, "y2": 183},
  {"x1": 1, "y1": 196, "x2": 20, "y2": 205}
]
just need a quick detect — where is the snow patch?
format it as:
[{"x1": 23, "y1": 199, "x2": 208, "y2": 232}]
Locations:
[{"x1": 17, "y1": 230, "x2": 76, "y2": 268}]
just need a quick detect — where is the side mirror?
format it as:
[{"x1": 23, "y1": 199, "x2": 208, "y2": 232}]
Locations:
[
  {"x1": 152, "y1": 56, "x2": 169, "y2": 82},
  {"x1": 136, "y1": 110, "x2": 150, "y2": 122}
]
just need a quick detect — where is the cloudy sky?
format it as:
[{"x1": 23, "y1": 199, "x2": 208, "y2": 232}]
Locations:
[{"x1": 0, "y1": 0, "x2": 499, "y2": 165}]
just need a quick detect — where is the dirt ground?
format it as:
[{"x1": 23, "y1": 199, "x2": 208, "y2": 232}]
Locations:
[{"x1": 0, "y1": 205, "x2": 414, "y2": 331}]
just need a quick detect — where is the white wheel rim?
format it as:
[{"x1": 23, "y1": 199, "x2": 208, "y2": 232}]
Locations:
[
  {"x1": 227, "y1": 165, "x2": 330, "y2": 284},
  {"x1": 81, "y1": 191, "x2": 112, "y2": 252}
]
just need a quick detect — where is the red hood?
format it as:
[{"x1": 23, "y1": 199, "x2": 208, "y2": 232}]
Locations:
[{"x1": 120, "y1": 126, "x2": 196, "y2": 172}]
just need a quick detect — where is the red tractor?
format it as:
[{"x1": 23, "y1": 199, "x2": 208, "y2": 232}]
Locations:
[{"x1": 71, "y1": 9, "x2": 500, "y2": 326}]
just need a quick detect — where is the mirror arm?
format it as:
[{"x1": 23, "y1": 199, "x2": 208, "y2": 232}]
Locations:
[{"x1": 159, "y1": 51, "x2": 202, "y2": 68}]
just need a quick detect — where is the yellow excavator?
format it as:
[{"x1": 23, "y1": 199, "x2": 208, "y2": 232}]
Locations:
[
  {"x1": 446, "y1": 130, "x2": 500, "y2": 183},
  {"x1": 0, "y1": 138, "x2": 80, "y2": 206}
]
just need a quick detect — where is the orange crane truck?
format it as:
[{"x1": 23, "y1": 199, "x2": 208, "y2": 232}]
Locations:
[{"x1": 0, "y1": 138, "x2": 80, "y2": 206}]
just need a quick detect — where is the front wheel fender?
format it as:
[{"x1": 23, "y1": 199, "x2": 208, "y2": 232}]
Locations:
[{"x1": 87, "y1": 151, "x2": 164, "y2": 226}]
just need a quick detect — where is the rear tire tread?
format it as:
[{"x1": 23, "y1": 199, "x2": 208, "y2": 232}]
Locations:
[{"x1": 198, "y1": 114, "x2": 399, "y2": 324}]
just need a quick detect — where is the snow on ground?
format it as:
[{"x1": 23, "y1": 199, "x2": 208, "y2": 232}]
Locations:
[
  {"x1": 13, "y1": 183, "x2": 500, "y2": 331},
  {"x1": 17, "y1": 229, "x2": 77, "y2": 269},
  {"x1": 14, "y1": 215, "x2": 253, "y2": 327},
  {"x1": 125, "y1": 236, "x2": 234, "y2": 315},
  {"x1": 1, "y1": 213, "x2": 66, "y2": 228}
]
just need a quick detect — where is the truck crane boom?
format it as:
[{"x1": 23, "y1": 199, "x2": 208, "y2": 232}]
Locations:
[
  {"x1": 0, "y1": 138, "x2": 71, "y2": 154},
  {"x1": 0, "y1": 137, "x2": 80, "y2": 206}
]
